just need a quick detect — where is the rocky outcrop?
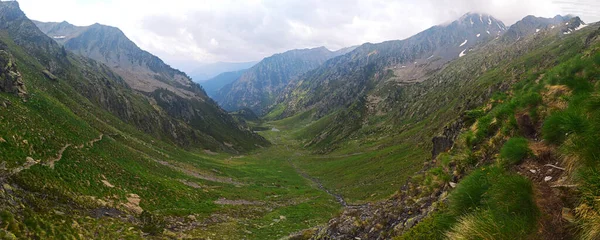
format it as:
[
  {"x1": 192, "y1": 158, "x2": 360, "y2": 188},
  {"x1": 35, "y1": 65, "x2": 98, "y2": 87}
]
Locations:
[
  {"x1": 0, "y1": 50, "x2": 26, "y2": 97},
  {"x1": 432, "y1": 119, "x2": 464, "y2": 158}
]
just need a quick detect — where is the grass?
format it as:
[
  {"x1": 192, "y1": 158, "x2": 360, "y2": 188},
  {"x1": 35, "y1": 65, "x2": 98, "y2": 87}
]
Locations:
[{"x1": 499, "y1": 137, "x2": 530, "y2": 167}]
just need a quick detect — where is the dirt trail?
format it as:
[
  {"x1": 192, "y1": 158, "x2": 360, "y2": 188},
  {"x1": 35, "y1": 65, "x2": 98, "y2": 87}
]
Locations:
[
  {"x1": 44, "y1": 143, "x2": 73, "y2": 169},
  {"x1": 8, "y1": 134, "x2": 104, "y2": 174},
  {"x1": 516, "y1": 142, "x2": 573, "y2": 239}
]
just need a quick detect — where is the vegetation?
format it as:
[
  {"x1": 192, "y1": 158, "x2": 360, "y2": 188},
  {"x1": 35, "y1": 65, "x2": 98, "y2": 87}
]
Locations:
[{"x1": 499, "y1": 137, "x2": 530, "y2": 167}]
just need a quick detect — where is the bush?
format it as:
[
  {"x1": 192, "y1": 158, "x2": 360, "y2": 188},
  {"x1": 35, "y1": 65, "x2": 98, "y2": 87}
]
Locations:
[
  {"x1": 140, "y1": 211, "x2": 165, "y2": 235},
  {"x1": 447, "y1": 169, "x2": 537, "y2": 239},
  {"x1": 499, "y1": 137, "x2": 530, "y2": 167},
  {"x1": 448, "y1": 168, "x2": 496, "y2": 215},
  {"x1": 542, "y1": 110, "x2": 588, "y2": 144}
]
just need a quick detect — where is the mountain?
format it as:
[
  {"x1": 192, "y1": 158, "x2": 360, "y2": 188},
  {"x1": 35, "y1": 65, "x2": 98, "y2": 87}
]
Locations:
[
  {"x1": 502, "y1": 15, "x2": 574, "y2": 41},
  {"x1": 189, "y1": 61, "x2": 258, "y2": 82},
  {"x1": 33, "y1": 17, "x2": 267, "y2": 152},
  {"x1": 214, "y1": 46, "x2": 355, "y2": 114},
  {"x1": 273, "y1": 13, "x2": 507, "y2": 121},
  {"x1": 200, "y1": 69, "x2": 247, "y2": 98},
  {"x1": 286, "y1": 15, "x2": 600, "y2": 239}
]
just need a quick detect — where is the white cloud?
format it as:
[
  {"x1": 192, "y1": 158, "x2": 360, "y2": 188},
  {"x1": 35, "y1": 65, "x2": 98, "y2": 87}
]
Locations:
[{"x1": 14, "y1": 0, "x2": 597, "y2": 71}]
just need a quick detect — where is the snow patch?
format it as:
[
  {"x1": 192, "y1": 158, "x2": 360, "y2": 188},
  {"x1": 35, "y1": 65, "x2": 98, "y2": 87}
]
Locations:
[
  {"x1": 551, "y1": 25, "x2": 555, "y2": 29},
  {"x1": 536, "y1": 29, "x2": 540, "y2": 33},
  {"x1": 53, "y1": 36, "x2": 66, "y2": 39},
  {"x1": 575, "y1": 24, "x2": 588, "y2": 31},
  {"x1": 459, "y1": 39, "x2": 468, "y2": 47},
  {"x1": 427, "y1": 55, "x2": 434, "y2": 60},
  {"x1": 470, "y1": 17, "x2": 474, "y2": 25},
  {"x1": 476, "y1": 33, "x2": 481, "y2": 38},
  {"x1": 479, "y1": 14, "x2": 483, "y2": 23},
  {"x1": 459, "y1": 49, "x2": 467, "y2": 58},
  {"x1": 486, "y1": 30, "x2": 490, "y2": 35},
  {"x1": 488, "y1": 17, "x2": 492, "y2": 25}
]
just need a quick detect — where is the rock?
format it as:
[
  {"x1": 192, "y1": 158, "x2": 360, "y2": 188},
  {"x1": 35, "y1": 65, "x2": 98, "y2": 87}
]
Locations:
[
  {"x1": 431, "y1": 120, "x2": 464, "y2": 158},
  {"x1": 562, "y1": 208, "x2": 575, "y2": 222},
  {"x1": 0, "y1": 50, "x2": 27, "y2": 97},
  {"x1": 123, "y1": 193, "x2": 143, "y2": 214},
  {"x1": 279, "y1": 215, "x2": 287, "y2": 220},
  {"x1": 22, "y1": 140, "x2": 28, "y2": 145},
  {"x1": 0, "y1": 137, "x2": 6, "y2": 143},
  {"x1": 187, "y1": 215, "x2": 196, "y2": 221},
  {"x1": 404, "y1": 216, "x2": 421, "y2": 229},
  {"x1": 42, "y1": 69, "x2": 58, "y2": 81},
  {"x1": 449, "y1": 182, "x2": 457, "y2": 188},
  {"x1": 101, "y1": 180, "x2": 115, "y2": 188},
  {"x1": 544, "y1": 176, "x2": 553, "y2": 182},
  {"x1": 529, "y1": 169, "x2": 537, "y2": 174},
  {"x1": 0, "y1": 161, "x2": 5, "y2": 170}
]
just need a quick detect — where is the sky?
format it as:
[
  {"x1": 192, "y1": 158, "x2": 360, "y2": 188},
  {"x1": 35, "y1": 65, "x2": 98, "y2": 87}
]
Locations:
[{"x1": 14, "y1": 0, "x2": 600, "y2": 72}]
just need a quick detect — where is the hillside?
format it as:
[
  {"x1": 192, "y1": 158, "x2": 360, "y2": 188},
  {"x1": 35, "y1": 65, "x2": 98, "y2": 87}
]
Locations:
[
  {"x1": 33, "y1": 19, "x2": 268, "y2": 152},
  {"x1": 200, "y1": 69, "x2": 247, "y2": 98}
]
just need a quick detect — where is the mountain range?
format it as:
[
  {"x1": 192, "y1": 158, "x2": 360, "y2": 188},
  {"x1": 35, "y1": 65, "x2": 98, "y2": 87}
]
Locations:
[
  {"x1": 1, "y1": 1, "x2": 599, "y2": 239},
  {"x1": 189, "y1": 61, "x2": 258, "y2": 82},
  {"x1": 213, "y1": 46, "x2": 357, "y2": 115}
]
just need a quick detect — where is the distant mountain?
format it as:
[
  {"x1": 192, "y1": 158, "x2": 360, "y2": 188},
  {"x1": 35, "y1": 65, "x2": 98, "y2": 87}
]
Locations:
[
  {"x1": 189, "y1": 61, "x2": 258, "y2": 82},
  {"x1": 502, "y1": 15, "x2": 575, "y2": 41},
  {"x1": 200, "y1": 69, "x2": 247, "y2": 98},
  {"x1": 274, "y1": 13, "x2": 507, "y2": 119},
  {"x1": 33, "y1": 19, "x2": 268, "y2": 152},
  {"x1": 214, "y1": 46, "x2": 356, "y2": 114}
]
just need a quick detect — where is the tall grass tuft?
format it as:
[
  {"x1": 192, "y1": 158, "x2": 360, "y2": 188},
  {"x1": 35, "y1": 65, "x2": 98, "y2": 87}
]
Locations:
[{"x1": 499, "y1": 137, "x2": 530, "y2": 167}]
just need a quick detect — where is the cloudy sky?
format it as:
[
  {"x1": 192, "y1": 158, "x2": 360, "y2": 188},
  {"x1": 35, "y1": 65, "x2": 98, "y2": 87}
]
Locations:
[{"x1": 16, "y1": 0, "x2": 600, "y2": 72}]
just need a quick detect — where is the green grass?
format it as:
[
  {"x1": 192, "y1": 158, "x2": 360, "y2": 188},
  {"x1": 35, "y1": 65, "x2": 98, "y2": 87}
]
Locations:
[{"x1": 499, "y1": 137, "x2": 530, "y2": 167}]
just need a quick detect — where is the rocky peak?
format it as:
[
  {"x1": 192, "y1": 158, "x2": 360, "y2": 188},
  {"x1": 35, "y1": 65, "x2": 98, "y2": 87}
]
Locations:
[
  {"x1": 563, "y1": 17, "x2": 587, "y2": 35},
  {"x1": 0, "y1": 1, "x2": 23, "y2": 21},
  {"x1": 503, "y1": 15, "x2": 575, "y2": 41}
]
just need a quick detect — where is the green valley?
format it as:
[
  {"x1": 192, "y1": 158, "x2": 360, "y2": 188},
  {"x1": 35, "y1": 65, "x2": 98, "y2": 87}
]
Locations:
[{"x1": 2, "y1": 1, "x2": 600, "y2": 239}]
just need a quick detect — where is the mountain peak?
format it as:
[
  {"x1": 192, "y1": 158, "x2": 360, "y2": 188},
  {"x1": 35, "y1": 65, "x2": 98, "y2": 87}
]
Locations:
[{"x1": 0, "y1": 0, "x2": 25, "y2": 20}]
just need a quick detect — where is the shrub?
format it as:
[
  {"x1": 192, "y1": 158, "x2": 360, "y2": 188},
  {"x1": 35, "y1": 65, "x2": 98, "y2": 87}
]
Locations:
[
  {"x1": 140, "y1": 211, "x2": 165, "y2": 235},
  {"x1": 448, "y1": 168, "x2": 495, "y2": 215},
  {"x1": 542, "y1": 110, "x2": 588, "y2": 144},
  {"x1": 499, "y1": 137, "x2": 530, "y2": 167},
  {"x1": 447, "y1": 170, "x2": 537, "y2": 239}
]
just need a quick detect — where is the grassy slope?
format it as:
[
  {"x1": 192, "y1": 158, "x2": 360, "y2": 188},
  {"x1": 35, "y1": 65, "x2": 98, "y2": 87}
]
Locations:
[
  {"x1": 399, "y1": 26, "x2": 600, "y2": 239},
  {"x1": 0, "y1": 27, "x2": 340, "y2": 240}
]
